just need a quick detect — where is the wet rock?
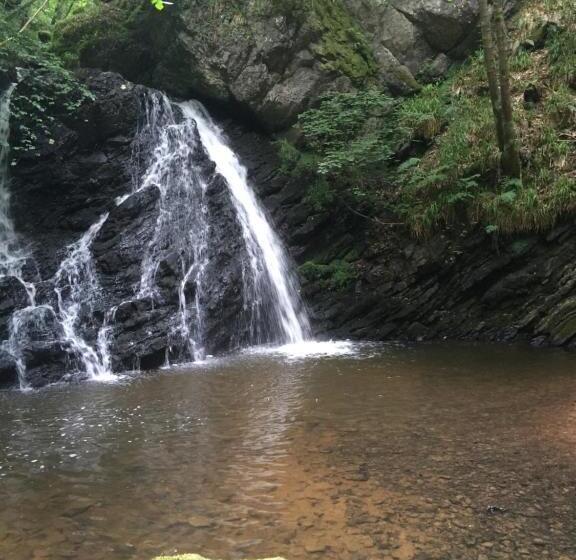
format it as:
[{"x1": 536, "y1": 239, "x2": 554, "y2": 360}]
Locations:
[
  {"x1": 186, "y1": 516, "x2": 214, "y2": 529},
  {"x1": 304, "y1": 540, "x2": 328, "y2": 554},
  {"x1": 21, "y1": 341, "x2": 74, "y2": 388},
  {"x1": 6, "y1": 71, "x2": 276, "y2": 386},
  {"x1": 0, "y1": 348, "x2": 18, "y2": 387},
  {"x1": 524, "y1": 84, "x2": 542, "y2": 106},
  {"x1": 486, "y1": 505, "x2": 507, "y2": 515},
  {"x1": 0, "y1": 276, "x2": 29, "y2": 338},
  {"x1": 153, "y1": 556, "x2": 285, "y2": 560}
]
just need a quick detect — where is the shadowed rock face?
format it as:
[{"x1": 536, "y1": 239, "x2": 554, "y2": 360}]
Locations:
[
  {"x1": 0, "y1": 71, "x2": 269, "y2": 387},
  {"x1": 222, "y1": 119, "x2": 576, "y2": 351},
  {"x1": 67, "y1": 0, "x2": 513, "y2": 131}
]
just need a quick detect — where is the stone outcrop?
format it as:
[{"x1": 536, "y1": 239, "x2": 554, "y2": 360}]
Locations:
[{"x1": 63, "y1": 0, "x2": 504, "y2": 130}]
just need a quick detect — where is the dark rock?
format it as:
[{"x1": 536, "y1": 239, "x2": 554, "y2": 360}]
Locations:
[
  {"x1": 523, "y1": 84, "x2": 542, "y2": 106},
  {"x1": 529, "y1": 21, "x2": 560, "y2": 50},
  {"x1": 21, "y1": 342, "x2": 74, "y2": 388},
  {"x1": 0, "y1": 349, "x2": 18, "y2": 387},
  {"x1": 486, "y1": 505, "x2": 507, "y2": 515},
  {"x1": 0, "y1": 277, "x2": 29, "y2": 339}
]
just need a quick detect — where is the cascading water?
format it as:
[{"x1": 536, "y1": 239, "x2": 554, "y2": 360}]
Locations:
[
  {"x1": 52, "y1": 213, "x2": 114, "y2": 380},
  {"x1": 1, "y1": 85, "x2": 311, "y2": 388},
  {"x1": 130, "y1": 93, "x2": 212, "y2": 362},
  {"x1": 0, "y1": 84, "x2": 34, "y2": 303},
  {"x1": 181, "y1": 102, "x2": 311, "y2": 346},
  {"x1": 0, "y1": 84, "x2": 113, "y2": 388},
  {"x1": 127, "y1": 93, "x2": 310, "y2": 364},
  {"x1": 0, "y1": 84, "x2": 19, "y2": 277}
]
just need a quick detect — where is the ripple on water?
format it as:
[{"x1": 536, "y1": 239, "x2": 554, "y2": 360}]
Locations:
[{"x1": 1, "y1": 343, "x2": 576, "y2": 560}]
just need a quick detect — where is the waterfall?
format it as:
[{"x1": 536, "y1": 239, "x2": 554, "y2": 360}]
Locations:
[
  {"x1": 5, "y1": 214, "x2": 114, "y2": 389},
  {"x1": 132, "y1": 93, "x2": 310, "y2": 361},
  {"x1": 52, "y1": 213, "x2": 113, "y2": 380},
  {"x1": 0, "y1": 84, "x2": 34, "y2": 303},
  {"x1": 181, "y1": 102, "x2": 311, "y2": 345},
  {"x1": 1, "y1": 86, "x2": 311, "y2": 388},
  {"x1": 132, "y1": 93, "x2": 212, "y2": 362},
  {"x1": 0, "y1": 84, "x2": 18, "y2": 276}
]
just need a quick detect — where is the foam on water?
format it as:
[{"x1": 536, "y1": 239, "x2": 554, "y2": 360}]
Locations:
[{"x1": 246, "y1": 340, "x2": 357, "y2": 359}]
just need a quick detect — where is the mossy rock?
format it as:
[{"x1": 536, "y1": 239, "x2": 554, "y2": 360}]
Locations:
[
  {"x1": 309, "y1": 0, "x2": 378, "y2": 84},
  {"x1": 153, "y1": 555, "x2": 286, "y2": 560},
  {"x1": 538, "y1": 296, "x2": 576, "y2": 346}
]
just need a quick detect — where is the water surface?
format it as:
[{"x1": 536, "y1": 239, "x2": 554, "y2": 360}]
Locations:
[{"x1": 1, "y1": 342, "x2": 575, "y2": 559}]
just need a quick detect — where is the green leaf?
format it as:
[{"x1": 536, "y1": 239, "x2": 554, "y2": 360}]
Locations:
[{"x1": 499, "y1": 190, "x2": 517, "y2": 204}]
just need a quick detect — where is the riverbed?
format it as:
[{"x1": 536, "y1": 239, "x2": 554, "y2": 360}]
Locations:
[{"x1": 1, "y1": 342, "x2": 575, "y2": 559}]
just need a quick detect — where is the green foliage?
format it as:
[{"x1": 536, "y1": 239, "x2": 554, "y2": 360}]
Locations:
[
  {"x1": 298, "y1": 89, "x2": 395, "y2": 177},
  {"x1": 392, "y1": 0, "x2": 576, "y2": 236},
  {"x1": 545, "y1": 1, "x2": 576, "y2": 85},
  {"x1": 0, "y1": 2, "x2": 95, "y2": 155},
  {"x1": 10, "y1": 66, "x2": 94, "y2": 155},
  {"x1": 278, "y1": 2, "x2": 576, "y2": 235},
  {"x1": 306, "y1": 177, "x2": 335, "y2": 211},
  {"x1": 277, "y1": 89, "x2": 397, "y2": 215},
  {"x1": 299, "y1": 259, "x2": 357, "y2": 291},
  {"x1": 395, "y1": 82, "x2": 451, "y2": 141},
  {"x1": 53, "y1": 1, "x2": 146, "y2": 68},
  {"x1": 275, "y1": 139, "x2": 318, "y2": 177}
]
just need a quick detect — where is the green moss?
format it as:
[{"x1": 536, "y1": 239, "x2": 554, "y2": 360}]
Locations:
[
  {"x1": 53, "y1": 2, "x2": 143, "y2": 68},
  {"x1": 309, "y1": 0, "x2": 378, "y2": 84}
]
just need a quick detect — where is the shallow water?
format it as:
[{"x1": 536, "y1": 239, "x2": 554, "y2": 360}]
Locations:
[{"x1": 1, "y1": 342, "x2": 575, "y2": 560}]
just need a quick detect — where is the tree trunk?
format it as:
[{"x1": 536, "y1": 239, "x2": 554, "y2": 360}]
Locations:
[
  {"x1": 479, "y1": 0, "x2": 505, "y2": 153},
  {"x1": 494, "y1": 0, "x2": 522, "y2": 178}
]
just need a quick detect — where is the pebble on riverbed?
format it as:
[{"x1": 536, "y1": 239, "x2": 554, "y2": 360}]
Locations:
[{"x1": 153, "y1": 555, "x2": 286, "y2": 560}]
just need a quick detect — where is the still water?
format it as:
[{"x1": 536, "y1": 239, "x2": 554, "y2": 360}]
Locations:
[{"x1": 1, "y1": 342, "x2": 575, "y2": 560}]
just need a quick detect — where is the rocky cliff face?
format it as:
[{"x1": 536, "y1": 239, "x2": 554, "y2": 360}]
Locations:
[
  {"x1": 3, "y1": 0, "x2": 572, "y2": 389},
  {"x1": 0, "y1": 72, "x2": 266, "y2": 387},
  {"x1": 64, "y1": 0, "x2": 495, "y2": 131},
  {"x1": 225, "y1": 120, "x2": 576, "y2": 351},
  {"x1": 1, "y1": 62, "x2": 575, "y2": 389}
]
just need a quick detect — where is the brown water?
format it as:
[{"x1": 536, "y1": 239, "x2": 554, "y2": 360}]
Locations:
[{"x1": 1, "y1": 342, "x2": 576, "y2": 560}]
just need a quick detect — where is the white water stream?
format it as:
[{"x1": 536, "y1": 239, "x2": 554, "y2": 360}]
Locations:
[
  {"x1": 181, "y1": 102, "x2": 311, "y2": 346},
  {"x1": 1, "y1": 86, "x2": 313, "y2": 388}
]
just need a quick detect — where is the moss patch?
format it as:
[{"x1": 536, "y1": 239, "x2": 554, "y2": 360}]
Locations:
[
  {"x1": 538, "y1": 297, "x2": 576, "y2": 345},
  {"x1": 309, "y1": 0, "x2": 378, "y2": 84},
  {"x1": 53, "y1": 2, "x2": 146, "y2": 69}
]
